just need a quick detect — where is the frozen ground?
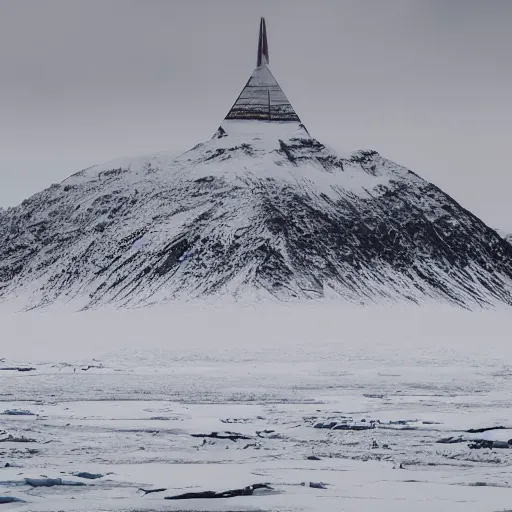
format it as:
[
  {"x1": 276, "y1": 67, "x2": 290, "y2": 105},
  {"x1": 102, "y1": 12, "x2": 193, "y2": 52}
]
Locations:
[{"x1": 1, "y1": 303, "x2": 512, "y2": 511}]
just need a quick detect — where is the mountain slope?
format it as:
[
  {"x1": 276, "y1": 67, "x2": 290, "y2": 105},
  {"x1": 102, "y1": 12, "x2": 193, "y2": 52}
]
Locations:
[
  {"x1": 497, "y1": 230, "x2": 512, "y2": 245},
  {"x1": 1, "y1": 121, "x2": 512, "y2": 310},
  {"x1": 2, "y1": 17, "x2": 511, "y2": 311}
]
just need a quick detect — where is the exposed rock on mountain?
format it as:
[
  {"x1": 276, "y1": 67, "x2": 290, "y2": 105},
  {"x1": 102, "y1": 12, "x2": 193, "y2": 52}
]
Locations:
[{"x1": 497, "y1": 230, "x2": 512, "y2": 245}]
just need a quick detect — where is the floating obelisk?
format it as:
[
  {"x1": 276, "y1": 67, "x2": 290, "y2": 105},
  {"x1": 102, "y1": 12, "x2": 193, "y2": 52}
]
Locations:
[{"x1": 215, "y1": 17, "x2": 302, "y2": 136}]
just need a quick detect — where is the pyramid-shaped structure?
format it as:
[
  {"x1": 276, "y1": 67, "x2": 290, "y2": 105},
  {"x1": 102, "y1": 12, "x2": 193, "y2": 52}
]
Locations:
[{"x1": 222, "y1": 18, "x2": 301, "y2": 124}]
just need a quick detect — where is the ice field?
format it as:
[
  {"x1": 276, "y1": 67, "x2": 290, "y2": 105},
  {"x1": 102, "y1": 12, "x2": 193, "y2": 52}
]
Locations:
[{"x1": 1, "y1": 303, "x2": 512, "y2": 511}]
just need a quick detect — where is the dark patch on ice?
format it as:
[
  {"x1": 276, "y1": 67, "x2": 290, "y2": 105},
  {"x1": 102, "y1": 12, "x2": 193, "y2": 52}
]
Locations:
[
  {"x1": 437, "y1": 436, "x2": 465, "y2": 444},
  {"x1": 332, "y1": 424, "x2": 375, "y2": 431},
  {"x1": 466, "y1": 481, "x2": 509, "y2": 488},
  {"x1": 165, "y1": 483, "x2": 275, "y2": 500},
  {"x1": 138, "y1": 487, "x2": 167, "y2": 495},
  {"x1": 313, "y1": 420, "x2": 375, "y2": 431},
  {"x1": 25, "y1": 477, "x2": 85, "y2": 487},
  {"x1": 191, "y1": 432, "x2": 252, "y2": 442},
  {"x1": 466, "y1": 426, "x2": 507, "y2": 434},
  {"x1": 438, "y1": 435, "x2": 512, "y2": 450},
  {"x1": 0, "y1": 367, "x2": 36, "y2": 372},
  {"x1": 80, "y1": 364, "x2": 104, "y2": 371},
  {"x1": 307, "y1": 481, "x2": 328, "y2": 489},
  {"x1": 468, "y1": 440, "x2": 511, "y2": 450},
  {"x1": 256, "y1": 430, "x2": 276, "y2": 437},
  {"x1": 72, "y1": 472, "x2": 104, "y2": 479},
  {"x1": 0, "y1": 496, "x2": 25, "y2": 504},
  {"x1": 1, "y1": 409, "x2": 35, "y2": 416},
  {"x1": 221, "y1": 418, "x2": 252, "y2": 424},
  {"x1": 0, "y1": 435, "x2": 36, "y2": 443},
  {"x1": 243, "y1": 443, "x2": 261, "y2": 450}
]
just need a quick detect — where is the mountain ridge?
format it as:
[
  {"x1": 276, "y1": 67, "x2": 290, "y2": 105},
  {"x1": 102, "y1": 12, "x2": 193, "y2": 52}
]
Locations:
[{"x1": 496, "y1": 229, "x2": 512, "y2": 245}]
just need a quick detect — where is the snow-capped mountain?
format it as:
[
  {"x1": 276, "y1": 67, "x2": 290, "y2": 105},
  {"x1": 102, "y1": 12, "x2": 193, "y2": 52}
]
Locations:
[{"x1": 1, "y1": 18, "x2": 512, "y2": 310}]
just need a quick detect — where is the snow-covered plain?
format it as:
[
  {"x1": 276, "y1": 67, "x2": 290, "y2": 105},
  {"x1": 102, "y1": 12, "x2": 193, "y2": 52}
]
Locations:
[{"x1": 1, "y1": 303, "x2": 512, "y2": 511}]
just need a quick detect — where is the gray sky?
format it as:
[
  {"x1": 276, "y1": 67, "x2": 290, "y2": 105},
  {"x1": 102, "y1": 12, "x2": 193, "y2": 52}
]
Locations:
[{"x1": 1, "y1": 0, "x2": 511, "y2": 230}]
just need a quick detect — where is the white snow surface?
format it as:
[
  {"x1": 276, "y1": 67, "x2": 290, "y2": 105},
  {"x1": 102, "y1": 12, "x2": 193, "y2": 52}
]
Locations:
[{"x1": 1, "y1": 304, "x2": 512, "y2": 511}]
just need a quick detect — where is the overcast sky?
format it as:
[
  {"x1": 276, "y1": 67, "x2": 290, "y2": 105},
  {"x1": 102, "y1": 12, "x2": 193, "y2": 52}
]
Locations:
[{"x1": 0, "y1": 0, "x2": 511, "y2": 230}]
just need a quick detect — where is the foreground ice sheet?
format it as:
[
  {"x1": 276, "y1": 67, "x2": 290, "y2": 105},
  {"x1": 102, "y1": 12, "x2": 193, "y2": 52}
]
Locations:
[{"x1": 1, "y1": 303, "x2": 512, "y2": 511}]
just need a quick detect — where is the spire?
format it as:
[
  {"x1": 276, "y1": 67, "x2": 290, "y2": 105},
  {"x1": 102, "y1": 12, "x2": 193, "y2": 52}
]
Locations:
[
  {"x1": 217, "y1": 18, "x2": 302, "y2": 126},
  {"x1": 257, "y1": 17, "x2": 269, "y2": 67}
]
